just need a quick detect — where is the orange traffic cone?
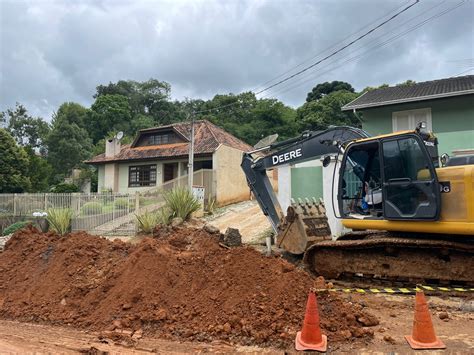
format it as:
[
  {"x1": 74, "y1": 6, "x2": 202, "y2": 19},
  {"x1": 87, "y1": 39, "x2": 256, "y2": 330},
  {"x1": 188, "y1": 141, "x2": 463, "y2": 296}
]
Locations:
[
  {"x1": 295, "y1": 290, "x2": 327, "y2": 352},
  {"x1": 405, "y1": 291, "x2": 446, "y2": 350}
]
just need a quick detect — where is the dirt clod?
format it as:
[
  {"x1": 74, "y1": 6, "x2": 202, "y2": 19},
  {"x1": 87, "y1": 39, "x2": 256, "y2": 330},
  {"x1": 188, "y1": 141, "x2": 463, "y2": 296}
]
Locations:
[
  {"x1": 171, "y1": 217, "x2": 184, "y2": 228},
  {"x1": 383, "y1": 335, "x2": 396, "y2": 344},
  {"x1": 438, "y1": 311, "x2": 449, "y2": 320},
  {"x1": 222, "y1": 227, "x2": 242, "y2": 247},
  {"x1": 203, "y1": 224, "x2": 220, "y2": 234},
  {"x1": 0, "y1": 226, "x2": 377, "y2": 348},
  {"x1": 356, "y1": 314, "x2": 379, "y2": 327}
]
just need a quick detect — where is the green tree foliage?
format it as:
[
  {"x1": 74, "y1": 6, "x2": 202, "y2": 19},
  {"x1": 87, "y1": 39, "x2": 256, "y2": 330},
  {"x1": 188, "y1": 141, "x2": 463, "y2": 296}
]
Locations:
[
  {"x1": 50, "y1": 183, "x2": 80, "y2": 193},
  {"x1": 54, "y1": 102, "x2": 90, "y2": 128},
  {"x1": 0, "y1": 129, "x2": 31, "y2": 192},
  {"x1": 306, "y1": 81, "x2": 354, "y2": 102},
  {"x1": 46, "y1": 104, "x2": 93, "y2": 179},
  {"x1": 24, "y1": 146, "x2": 53, "y2": 192},
  {"x1": 2, "y1": 103, "x2": 50, "y2": 151},
  {"x1": 396, "y1": 79, "x2": 416, "y2": 87},
  {"x1": 360, "y1": 83, "x2": 389, "y2": 93},
  {"x1": 297, "y1": 90, "x2": 360, "y2": 131},
  {"x1": 89, "y1": 94, "x2": 132, "y2": 143},
  {"x1": 94, "y1": 79, "x2": 183, "y2": 128},
  {"x1": 191, "y1": 92, "x2": 298, "y2": 146}
]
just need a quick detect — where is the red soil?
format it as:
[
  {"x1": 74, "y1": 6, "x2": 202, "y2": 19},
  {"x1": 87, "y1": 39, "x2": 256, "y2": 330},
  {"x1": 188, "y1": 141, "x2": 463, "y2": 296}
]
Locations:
[{"x1": 0, "y1": 226, "x2": 377, "y2": 348}]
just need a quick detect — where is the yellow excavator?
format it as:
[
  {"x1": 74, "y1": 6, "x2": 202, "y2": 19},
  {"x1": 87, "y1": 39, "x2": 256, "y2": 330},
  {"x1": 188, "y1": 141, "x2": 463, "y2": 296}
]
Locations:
[{"x1": 241, "y1": 124, "x2": 474, "y2": 285}]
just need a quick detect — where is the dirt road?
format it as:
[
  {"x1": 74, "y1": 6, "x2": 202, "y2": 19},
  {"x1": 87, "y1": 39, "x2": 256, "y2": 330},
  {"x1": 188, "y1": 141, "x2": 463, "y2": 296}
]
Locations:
[
  {"x1": 0, "y1": 291, "x2": 472, "y2": 353},
  {"x1": 333, "y1": 292, "x2": 474, "y2": 352},
  {"x1": 0, "y1": 320, "x2": 278, "y2": 353},
  {"x1": 206, "y1": 201, "x2": 271, "y2": 243}
]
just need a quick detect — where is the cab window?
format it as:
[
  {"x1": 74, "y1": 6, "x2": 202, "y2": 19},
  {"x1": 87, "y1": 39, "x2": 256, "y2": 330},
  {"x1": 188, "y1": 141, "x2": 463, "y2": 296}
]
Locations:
[{"x1": 383, "y1": 138, "x2": 432, "y2": 181}]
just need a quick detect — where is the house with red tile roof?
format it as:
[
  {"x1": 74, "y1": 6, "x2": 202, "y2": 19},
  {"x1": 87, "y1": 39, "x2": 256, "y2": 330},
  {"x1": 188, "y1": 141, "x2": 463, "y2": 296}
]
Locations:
[{"x1": 85, "y1": 120, "x2": 253, "y2": 205}]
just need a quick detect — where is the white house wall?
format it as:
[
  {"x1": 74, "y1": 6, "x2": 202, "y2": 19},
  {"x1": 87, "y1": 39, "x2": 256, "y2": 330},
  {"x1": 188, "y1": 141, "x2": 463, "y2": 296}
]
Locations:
[
  {"x1": 97, "y1": 165, "x2": 105, "y2": 192},
  {"x1": 110, "y1": 157, "x2": 212, "y2": 193}
]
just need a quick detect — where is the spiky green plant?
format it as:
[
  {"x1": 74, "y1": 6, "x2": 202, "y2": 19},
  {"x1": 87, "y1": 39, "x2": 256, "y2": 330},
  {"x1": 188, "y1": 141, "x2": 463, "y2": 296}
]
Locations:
[
  {"x1": 205, "y1": 194, "x2": 216, "y2": 215},
  {"x1": 47, "y1": 208, "x2": 73, "y2": 235},
  {"x1": 163, "y1": 187, "x2": 201, "y2": 221},
  {"x1": 135, "y1": 210, "x2": 161, "y2": 234}
]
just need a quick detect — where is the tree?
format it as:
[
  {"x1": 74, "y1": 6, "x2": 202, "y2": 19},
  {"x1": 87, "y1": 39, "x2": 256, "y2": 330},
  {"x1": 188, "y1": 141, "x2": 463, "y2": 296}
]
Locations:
[
  {"x1": 306, "y1": 81, "x2": 354, "y2": 102},
  {"x1": 189, "y1": 92, "x2": 298, "y2": 146},
  {"x1": 2, "y1": 103, "x2": 50, "y2": 151},
  {"x1": 46, "y1": 114, "x2": 93, "y2": 180},
  {"x1": 24, "y1": 146, "x2": 53, "y2": 192},
  {"x1": 94, "y1": 79, "x2": 181, "y2": 127},
  {"x1": 89, "y1": 94, "x2": 132, "y2": 143},
  {"x1": 53, "y1": 102, "x2": 90, "y2": 129},
  {"x1": 0, "y1": 129, "x2": 31, "y2": 193},
  {"x1": 360, "y1": 83, "x2": 389, "y2": 93},
  {"x1": 396, "y1": 79, "x2": 416, "y2": 87},
  {"x1": 297, "y1": 90, "x2": 360, "y2": 131}
]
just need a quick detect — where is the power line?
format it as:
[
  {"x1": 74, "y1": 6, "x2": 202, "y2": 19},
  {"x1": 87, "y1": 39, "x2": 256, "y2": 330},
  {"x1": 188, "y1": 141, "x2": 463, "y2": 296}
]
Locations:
[
  {"x1": 253, "y1": 0, "x2": 420, "y2": 95},
  {"x1": 259, "y1": 0, "x2": 449, "y2": 97},
  {"x1": 192, "y1": 0, "x2": 420, "y2": 115},
  {"x1": 261, "y1": 0, "x2": 466, "y2": 99},
  {"x1": 454, "y1": 67, "x2": 474, "y2": 76},
  {"x1": 250, "y1": 0, "x2": 413, "y2": 93}
]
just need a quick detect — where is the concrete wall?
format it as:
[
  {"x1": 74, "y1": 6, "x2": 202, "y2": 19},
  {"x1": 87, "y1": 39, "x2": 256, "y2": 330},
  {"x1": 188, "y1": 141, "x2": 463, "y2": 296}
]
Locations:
[
  {"x1": 104, "y1": 163, "x2": 119, "y2": 192},
  {"x1": 291, "y1": 159, "x2": 324, "y2": 201},
  {"x1": 361, "y1": 95, "x2": 474, "y2": 155},
  {"x1": 97, "y1": 166, "x2": 105, "y2": 192},
  {"x1": 213, "y1": 144, "x2": 250, "y2": 206}
]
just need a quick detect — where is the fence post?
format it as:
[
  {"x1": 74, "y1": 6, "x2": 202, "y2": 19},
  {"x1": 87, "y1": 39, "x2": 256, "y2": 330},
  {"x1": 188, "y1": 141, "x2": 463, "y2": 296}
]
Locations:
[
  {"x1": 13, "y1": 193, "x2": 17, "y2": 216},
  {"x1": 135, "y1": 192, "x2": 140, "y2": 213},
  {"x1": 112, "y1": 195, "x2": 115, "y2": 228},
  {"x1": 43, "y1": 193, "x2": 47, "y2": 211}
]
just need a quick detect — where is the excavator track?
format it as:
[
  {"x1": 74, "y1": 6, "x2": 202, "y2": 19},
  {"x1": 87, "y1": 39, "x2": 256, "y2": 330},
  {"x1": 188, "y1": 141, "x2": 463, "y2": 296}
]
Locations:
[{"x1": 303, "y1": 234, "x2": 474, "y2": 286}]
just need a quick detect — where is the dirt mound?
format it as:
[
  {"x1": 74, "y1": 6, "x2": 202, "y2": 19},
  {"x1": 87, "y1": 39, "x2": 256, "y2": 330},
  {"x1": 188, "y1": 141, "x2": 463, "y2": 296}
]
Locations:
[{"x1": 0, "y1": 226, "x2": 377, "y2": 348}]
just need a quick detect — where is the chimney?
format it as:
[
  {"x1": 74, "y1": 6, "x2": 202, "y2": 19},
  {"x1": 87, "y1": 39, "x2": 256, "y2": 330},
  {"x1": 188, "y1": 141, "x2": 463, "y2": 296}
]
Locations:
[{"x1": 105, "y1": 138, "x2": 121, "y2": 158}]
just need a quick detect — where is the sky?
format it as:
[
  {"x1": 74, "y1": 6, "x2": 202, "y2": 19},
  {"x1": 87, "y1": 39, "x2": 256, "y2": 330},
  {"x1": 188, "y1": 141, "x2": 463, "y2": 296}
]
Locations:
[{"x1": 1, "y1": 0, "x2": 473, "y2": 120}]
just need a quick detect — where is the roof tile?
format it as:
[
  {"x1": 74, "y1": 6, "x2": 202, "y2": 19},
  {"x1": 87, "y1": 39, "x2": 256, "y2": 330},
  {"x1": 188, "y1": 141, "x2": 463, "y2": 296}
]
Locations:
[
  {"x1": 342, "y1": 75, "x2": 474, "y2": 111},
  {"x1": 85, "y1": 120, "x2": 252, "y2": 164}
]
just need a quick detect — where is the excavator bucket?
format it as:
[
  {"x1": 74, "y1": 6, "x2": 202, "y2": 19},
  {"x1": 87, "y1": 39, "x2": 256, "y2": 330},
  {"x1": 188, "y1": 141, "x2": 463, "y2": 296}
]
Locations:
[{"x1": 276, "y1": 199, "x2": 331, "y2": 254}]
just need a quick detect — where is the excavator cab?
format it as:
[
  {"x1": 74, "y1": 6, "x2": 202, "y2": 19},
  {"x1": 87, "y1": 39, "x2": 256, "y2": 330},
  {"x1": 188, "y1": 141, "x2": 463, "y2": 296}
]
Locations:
[{"x1": 338, "y1": 132, "x2": 441, "y2": 222}]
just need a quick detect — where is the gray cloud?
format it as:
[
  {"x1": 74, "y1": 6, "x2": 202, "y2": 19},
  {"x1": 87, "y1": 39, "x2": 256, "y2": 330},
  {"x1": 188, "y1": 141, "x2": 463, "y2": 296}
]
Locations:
[{"x1": 1, "y1": 0, "x2": 473, "y2": 120}]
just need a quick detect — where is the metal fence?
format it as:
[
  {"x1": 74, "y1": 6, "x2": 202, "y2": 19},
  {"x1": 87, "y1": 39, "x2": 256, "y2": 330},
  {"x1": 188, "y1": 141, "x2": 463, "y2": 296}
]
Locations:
[
  {"x1": 0, "y1": 169, "x2": 215, "y2": 236},
  {"x1": 142, "y1": 169, "x2": 215, "y2": 204}
]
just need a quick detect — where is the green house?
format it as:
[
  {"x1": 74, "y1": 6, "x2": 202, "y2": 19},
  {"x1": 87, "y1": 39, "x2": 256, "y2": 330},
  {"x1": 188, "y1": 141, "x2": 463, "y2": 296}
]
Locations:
[{"x1": 342, "y1": 75, "x2": 474, "y2": 157}]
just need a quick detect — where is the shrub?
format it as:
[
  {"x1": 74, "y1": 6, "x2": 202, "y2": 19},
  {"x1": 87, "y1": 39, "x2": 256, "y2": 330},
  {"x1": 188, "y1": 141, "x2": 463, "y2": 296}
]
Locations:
[
  {"x1": 50, "y1": 183, "x2": 80, "y2": 193},
  {"x1": 114, "y1": 198, "x2": 130, "y2": 210},
  {"x1": 163, "y1": 187, "x2": 201, "y2": 221},
  {"x1": 135, "y1": 211, "x2": 161, "y2": 234},
  {"x1": 47, "y1": 208, "x2": 73, "y2": 235},
  {"x1": 3, "y1": 221, "x2": 31, "y2": 236},
  {"x1": 205, "y1": 194, "x2": 217, "y2": 215},
  {"x1": 81, "y1": 202, "x2": 103, "y2": 215}
]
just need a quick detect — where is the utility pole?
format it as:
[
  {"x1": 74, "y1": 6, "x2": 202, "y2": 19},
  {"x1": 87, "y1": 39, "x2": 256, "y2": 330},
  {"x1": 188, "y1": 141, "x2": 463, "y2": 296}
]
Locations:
[{"x1": 187, "y1": 113, "x2": 195, "y2": 191}]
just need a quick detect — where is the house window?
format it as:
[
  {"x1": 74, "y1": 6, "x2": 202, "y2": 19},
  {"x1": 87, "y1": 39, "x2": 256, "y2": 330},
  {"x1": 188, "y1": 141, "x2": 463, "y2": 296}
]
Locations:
[
  {"x1": 149, "y1": 134, "x2": 170, "y2": 145},
  {"x1": 129, "y1": 165, "x2": 157, "y2": 187},
  {"x1": 392, "y1": 108, "x2": 432, "y2": 132}
]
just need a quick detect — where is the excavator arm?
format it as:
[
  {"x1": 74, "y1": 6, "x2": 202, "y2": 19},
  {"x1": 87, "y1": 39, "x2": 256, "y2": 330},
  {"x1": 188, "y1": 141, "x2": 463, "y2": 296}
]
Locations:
[{"x1": 241, "y1": 126, "x2": 370, "y2": 253}]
